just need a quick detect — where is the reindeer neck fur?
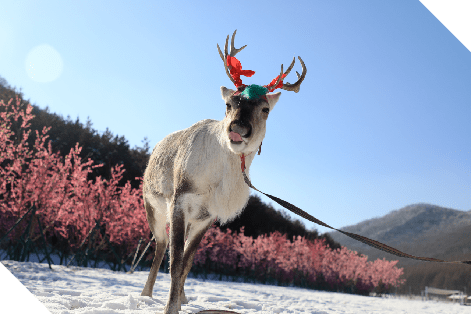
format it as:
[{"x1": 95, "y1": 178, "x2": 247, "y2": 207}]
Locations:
[
  {"x1": 144, "y1": 118, "x2": 258, "y2": 225},
  {"x1": 178, "y1": 118, "x2": 259, "y2": 224}
]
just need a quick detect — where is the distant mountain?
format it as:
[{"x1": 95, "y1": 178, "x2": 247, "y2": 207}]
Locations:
[
  {"x1": 329, "y1": 203, "x2": 471, "y2": 266},
  {"x1": 329, "y1": 204, "x2": 471, "y2": 294}
]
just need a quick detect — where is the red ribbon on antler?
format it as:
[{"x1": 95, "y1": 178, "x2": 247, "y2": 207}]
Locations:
[
  {"x1": 265, "y1": 73, "x2": 287, "y2": 92},
  {"x1": 227, "y1": 56, "x2": 255, "y2": 88},
  {"x1": 227, "y1": 55, "x2": 286, "y2": 93}
]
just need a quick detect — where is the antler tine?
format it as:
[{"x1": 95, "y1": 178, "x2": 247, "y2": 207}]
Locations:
[
  {"x1": 283, "y1": 57, "x2": 296, "y2": 77},
  {"x1": 269, "y1": 64, "x2": 284, "y2": 92},
  {"x1": 217, "y1": 34, "x2": 237, "y2": 86},
  {"x1": 217, "y1": 44, "x2": 225, "y2": 63},
  {"x1": 281, "y1": 56, "x2": 307, "y2": 93},
  {"x1": 229, "y1": 30, "x2": 247, "y2": 57},
  {"x1": 224, "y1": 34, "x2": 230, "y2": 60}
]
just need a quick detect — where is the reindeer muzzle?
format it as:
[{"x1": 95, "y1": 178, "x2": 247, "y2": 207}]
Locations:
[{"x1": 229, "y1": 121, "x2": 251, "y2": 143}]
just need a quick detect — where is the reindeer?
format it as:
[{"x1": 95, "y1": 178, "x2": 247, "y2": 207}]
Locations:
[{"x1": 140, "y1": 30, "x2": 306, "y2": 314}]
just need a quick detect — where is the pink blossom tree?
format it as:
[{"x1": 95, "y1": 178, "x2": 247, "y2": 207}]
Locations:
[
  {"x1": 0, "y1": 97, "x2": 150, "y2": 263},
  {"x1": 194, "y1": 226, "x2": 405, "y2": 294}
]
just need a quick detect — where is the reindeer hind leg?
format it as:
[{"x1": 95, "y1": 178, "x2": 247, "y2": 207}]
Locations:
[
  {"x1": 141, "y1": 197, "x2": 168, "y2": 298},
  {"x1": 164, "y1": 200, "x2": 187, "y2": 314}
]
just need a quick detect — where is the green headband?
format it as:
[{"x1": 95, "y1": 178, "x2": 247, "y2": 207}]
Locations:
[{"x1": 240, "y1": 84, "x2": 269, "y2": 100}]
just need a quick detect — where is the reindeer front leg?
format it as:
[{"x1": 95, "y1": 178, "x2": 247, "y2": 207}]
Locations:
[
  {"x1": 178, "y1": 218, "x2": 213, "y2": 304},
  {"x1": 164, "y1": 204, "x2": 186, "y2": 314}
]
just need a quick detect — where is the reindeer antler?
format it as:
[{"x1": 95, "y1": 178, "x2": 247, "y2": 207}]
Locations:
[
  {"x1": 217, "y1": 30, "x2": 251, "y2": 87},
  {"x1": 266, "y1": 56, "x2": 307, "y2": 93},
  {"x1": 280, "y1": 56, "x2": 307, "y2": 93},
  {"x1": 217, "y1": 30, "x2": 307, "y2": 94}
]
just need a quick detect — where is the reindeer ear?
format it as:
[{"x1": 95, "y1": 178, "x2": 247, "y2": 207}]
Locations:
[
  {"x1": 266, "y1": 92, "x2": 281, "y2": 110},
  {"x1": 221, "y1": 86, "x2": 235, "y2": 101}
]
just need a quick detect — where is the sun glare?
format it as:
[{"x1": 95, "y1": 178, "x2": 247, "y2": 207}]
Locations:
[{"x1": 24, "y1": 44, "x2": 64, "y2": 83}]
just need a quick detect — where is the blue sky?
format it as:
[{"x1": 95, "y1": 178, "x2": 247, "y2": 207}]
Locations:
[{"x1": 1, "y1": 1, "x2": 470, "y2": 234}]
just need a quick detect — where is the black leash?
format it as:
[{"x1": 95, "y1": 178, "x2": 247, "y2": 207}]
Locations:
[{"x1": 241, "y1": 168, "x2": 471, "y2": 265}]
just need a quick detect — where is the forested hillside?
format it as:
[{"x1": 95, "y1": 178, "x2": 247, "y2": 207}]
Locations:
[
  {"x1": 330, "y1": 203, "x2": 471, "y2": 295},
  {"x1": 0, "y1": 76, "x2": 338, "y2": 247}
]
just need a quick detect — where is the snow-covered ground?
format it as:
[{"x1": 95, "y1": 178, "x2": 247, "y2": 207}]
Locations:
[{"x1": 1, "y1": 260, "x2": 468, "y2": 314}]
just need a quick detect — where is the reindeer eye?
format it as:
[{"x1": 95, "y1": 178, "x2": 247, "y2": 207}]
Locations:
[
  {"x1": 226, "y1": 103, "x2": 231, "y2": 110},
  {"x1": 262, "y1": 108, "x2": 269, "y2": 113}
]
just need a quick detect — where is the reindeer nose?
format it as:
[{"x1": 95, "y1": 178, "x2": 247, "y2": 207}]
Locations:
[{"x1": 230, "y1": 120, "x2": 252, "y2": 138}]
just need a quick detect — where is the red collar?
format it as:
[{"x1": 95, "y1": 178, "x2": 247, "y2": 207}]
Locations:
[{"x1": 239, "y1": 142, "x2": 262, "y2": 172}]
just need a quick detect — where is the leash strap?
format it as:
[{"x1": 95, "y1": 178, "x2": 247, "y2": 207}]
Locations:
[{"x1": 241, "y1": 171, "x2": 471, "y2": 265}]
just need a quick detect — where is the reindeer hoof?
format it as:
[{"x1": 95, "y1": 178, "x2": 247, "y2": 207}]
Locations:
[
  {"x1": 163, "y1": 305, "x2": 180, "y2": 314},
  {"x1": 180, "y1": 290, "x2": 189, "y2": 304}
]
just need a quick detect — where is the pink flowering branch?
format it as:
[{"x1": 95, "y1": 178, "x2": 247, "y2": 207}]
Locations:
[{"x1": 0, "y1": 97, "x2": 150, "y2": 259}]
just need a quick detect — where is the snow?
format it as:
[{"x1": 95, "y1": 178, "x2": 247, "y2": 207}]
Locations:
[{"x1": 1, "y1": 260, "x2": 469, "y2": 314}]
